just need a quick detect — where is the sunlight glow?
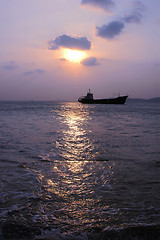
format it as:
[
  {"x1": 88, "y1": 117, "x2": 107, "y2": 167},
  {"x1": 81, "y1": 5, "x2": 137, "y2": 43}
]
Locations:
[{"x1": 63, "y1": 49, "x2": 87, "y2": 63}]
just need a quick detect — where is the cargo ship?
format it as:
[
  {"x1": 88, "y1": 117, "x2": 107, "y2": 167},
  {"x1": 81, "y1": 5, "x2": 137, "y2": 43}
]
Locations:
[{"x1": 78, "y1": 90, "x2": 128, "y2": 104}]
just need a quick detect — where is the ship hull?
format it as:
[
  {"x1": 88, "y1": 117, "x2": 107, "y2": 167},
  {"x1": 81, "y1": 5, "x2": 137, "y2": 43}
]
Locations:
[{"x1": 78, "y1": 96, "x2": 128, "y2": 104}]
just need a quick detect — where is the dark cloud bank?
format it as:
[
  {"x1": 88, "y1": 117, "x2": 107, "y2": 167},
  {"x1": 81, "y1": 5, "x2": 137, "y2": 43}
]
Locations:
[
  {"x1": 81, "y1": 0, "x2": 114, "y2": 11},
  {"x1": 48, "y1": 34, "x2": 91, "y2": 50}
]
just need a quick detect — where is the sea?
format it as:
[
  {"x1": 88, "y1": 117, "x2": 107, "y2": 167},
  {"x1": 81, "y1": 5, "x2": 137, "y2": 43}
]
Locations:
[{"x1": 0, "y1": 100, "x2": 160, "y2": 240}]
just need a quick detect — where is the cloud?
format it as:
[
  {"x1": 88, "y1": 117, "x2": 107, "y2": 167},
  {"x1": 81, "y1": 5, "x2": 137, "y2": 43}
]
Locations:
[
  {"x1": 81, "y1": 0, "x2": 114, "y2": 12},
  {"x1": 48, "y1": 34, "x2": 91, "y2": 50},
  {"x1": 123, "y1": 0, "x2": 145, "y2": 24},
  {"x1": 133, "y1": 0, "x2": 145, "y2": 11},
  {"x1": 3, "y1": 61, "x2": 18, "y2": 70},
  {"x1": 96, "y1": 21, "x2": 125, "y2": 39},
  {"x1": 35, "y1": 69, "x2": 46, "y2": 74},
  {"x1": 123, "y1": 11, "x2": 142, "y2": 24},
  {"x1": 81, "y1": 57, "x2": 99, "y2": 66},
  {"x1": 24, "y1": 69, "x2": 46, "y2": 75},
  {"x1": 94, "y1": 1, "x2": 145, "y2": 41},
  {"x1": 60, "y1": 58, "x2": 68, "y2": 62}
]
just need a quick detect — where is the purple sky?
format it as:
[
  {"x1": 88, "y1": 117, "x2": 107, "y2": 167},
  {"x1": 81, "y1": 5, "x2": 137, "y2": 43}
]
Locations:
[{"x1": 0, "y1": 0, "x2": 160, "y2": 100}]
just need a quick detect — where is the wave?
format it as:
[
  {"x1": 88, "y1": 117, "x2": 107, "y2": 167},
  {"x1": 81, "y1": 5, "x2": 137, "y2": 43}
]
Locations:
[
  {"x1": 1, "y1": 223, "x2": 160, "y2": 240},
  {"x1": 100, "y1": 225, "x2": 160, "y2": 240}
]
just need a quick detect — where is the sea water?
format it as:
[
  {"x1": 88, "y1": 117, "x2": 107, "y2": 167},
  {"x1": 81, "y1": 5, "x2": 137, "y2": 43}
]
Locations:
[{"x1": 0, "y1": 100, "x2": 160, "y2": 239}]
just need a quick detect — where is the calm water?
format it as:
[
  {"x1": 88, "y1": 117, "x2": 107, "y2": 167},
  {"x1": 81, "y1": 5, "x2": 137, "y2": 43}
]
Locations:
[{"x1": 0, "y1": 100, "x2": 160, "y2": 239}]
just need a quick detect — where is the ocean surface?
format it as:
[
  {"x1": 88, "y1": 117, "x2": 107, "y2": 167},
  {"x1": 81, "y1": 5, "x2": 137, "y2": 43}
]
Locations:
[{"x1": 0, "y1": 100, "x2": 160, "y2": 239}]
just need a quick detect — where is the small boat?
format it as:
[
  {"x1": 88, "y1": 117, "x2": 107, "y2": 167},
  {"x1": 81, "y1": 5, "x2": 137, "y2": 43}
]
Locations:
[{"x1": 78, "y1": 90, "x2": 128, "y2": 104}]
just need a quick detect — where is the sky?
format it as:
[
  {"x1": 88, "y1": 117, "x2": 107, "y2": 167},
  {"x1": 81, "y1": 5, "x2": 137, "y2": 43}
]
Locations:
[{"x1": 0, "y1": 0, "x2": 160, "y2": 101}]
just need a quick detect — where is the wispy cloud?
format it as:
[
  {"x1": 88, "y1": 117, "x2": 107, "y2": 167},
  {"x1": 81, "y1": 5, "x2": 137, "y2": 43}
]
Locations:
[
  {"x1": 133, "y1": 0, "x2": 145, "y2": 11},
  {"x1": 123, "y1": 0, "x2": 145, "y2": 24},
  {"x1": 2, "y1": 61, "x2": 18, "y2": 70},
  {"x1": 48, "y1": 34, "x2": 91, "y2": 50},
  {"x1": 81, "y1": 0, "x2": 115, "y2": 12},
  {"x1": 96, "y1": 21, "x2": 125, "y2": 39},
  {"x1": 123, "y1": 11, "x2": 143, "y2": 24},
  {"x1": 24, "y1": 69, "x2": 46, "y2": 75},
  {"x1": 81, "y1": 57, "x2": 99, "y2": 66}
]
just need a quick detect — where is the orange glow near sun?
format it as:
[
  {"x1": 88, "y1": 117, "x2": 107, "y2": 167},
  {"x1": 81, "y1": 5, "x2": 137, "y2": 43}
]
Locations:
[{"x1": 63, "y1": 49, "x2": 87, "y2": 63}]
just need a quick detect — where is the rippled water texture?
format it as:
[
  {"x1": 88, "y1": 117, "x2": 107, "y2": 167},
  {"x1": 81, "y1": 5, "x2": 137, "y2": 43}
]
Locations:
[{"x1": 0, "y1": 101, "x2": 160, "y2": 238}]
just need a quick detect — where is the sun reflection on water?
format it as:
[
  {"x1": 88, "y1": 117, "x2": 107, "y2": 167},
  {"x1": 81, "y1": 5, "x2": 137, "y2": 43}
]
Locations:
[
  {"x1": 56, "y1": 103, "x2": 98, "y2": 164},
  {"x1": 36, "y1": 103, "x2": 116, "y2": 232}
]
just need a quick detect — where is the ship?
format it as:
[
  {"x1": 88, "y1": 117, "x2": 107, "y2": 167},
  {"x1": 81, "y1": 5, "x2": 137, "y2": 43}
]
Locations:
[{"x1": 78, "y1": 90, "x2": 128, "y2": 104}]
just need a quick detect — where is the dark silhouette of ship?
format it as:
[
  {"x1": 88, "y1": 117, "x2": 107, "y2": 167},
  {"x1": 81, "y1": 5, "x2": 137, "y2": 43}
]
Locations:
[{"x1": 78, "y1": 90, "x2": 128, "y2": 104}]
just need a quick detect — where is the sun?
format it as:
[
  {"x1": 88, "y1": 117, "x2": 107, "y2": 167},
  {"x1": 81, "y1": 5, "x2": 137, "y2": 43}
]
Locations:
[{"x1": 63, "y1": 49, "x2": 86, "y2": 63}]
